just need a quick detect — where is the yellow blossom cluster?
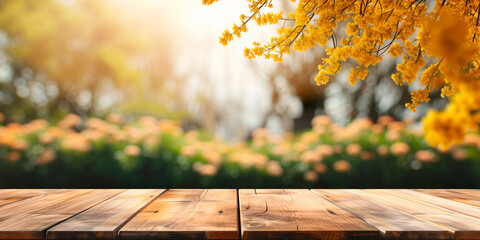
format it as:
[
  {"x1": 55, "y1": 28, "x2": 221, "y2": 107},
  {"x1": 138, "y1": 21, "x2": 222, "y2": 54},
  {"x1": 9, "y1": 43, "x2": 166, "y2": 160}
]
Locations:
[
  {"x1": 423, "y1": 82, "x2": 480, "y2": 150},
  {"x1": 204, "y1": 0, "x2": 480, "y2": 150}
]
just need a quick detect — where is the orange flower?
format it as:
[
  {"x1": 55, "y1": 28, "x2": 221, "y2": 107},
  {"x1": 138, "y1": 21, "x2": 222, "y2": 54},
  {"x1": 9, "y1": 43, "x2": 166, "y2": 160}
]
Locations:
[
  {"x1": 11, "y1": 140, "x2": 29, "y2": 151},
  {"x1": 333, "y1": 160, "x2": 351, "y2": 173},
  {"x1": 61, "y1": 133, "x2": 91, "y2": 152},
  {"x1": 266, "y1": 161, "x2": 283, "y2": 177},
  {"x1": 390, "y1": 142, "x2": 410, "y2": 156},
  {"x1": 124, "y1": 145, "x2": 141, "y2": 157},
  {"x1": 271, "y1": 143, "x2": 290, "y2": 156},
  {"x1": 36, "y1": 149, "x2": 56, "y2": 165},
  {"x1": 304, "y1": 171, "x2": 318, "y2": 182},
  {"x1": 451, "y1": 148, "x2": 467, "y2": 161},
  {"x1": 388, "y1": 121, "x2": 404, "y2": 132},
  {"x1": 106, "y1": 113, "x2": 123, "y2": 124},
  {"x1": 315, "y1": 145, "x2": 334, "y2": 157},
  {"x1": 377, "y1": 116, "x2": 394, "y2": 126},
  {"x1": 193, "y1": 163, "x2": 217, "y2": 177},
  {"x1": 360, "y1": 151, "x2": 375, "y2": 161},
  {"x1": 251, "y1": 153, "x2": 268, "y2": 170},
  {"x1": 203, "y1": 150, "x2": 222, "y2": 166},
  {"x1": 346, "y1": 143, "x2": 362, "y2": 156},
  {"x1": 333, "y1": 145, "x2": 343, "y2": 154},
  {"x1": 252, "y1": 128, "x2": 268, "y2": 139},
  {"x1": 59, "y1": 114, "x2": 81, "y2": 129},
  {"x1": 300, "y1": 150, "x2": 322, "y2": 163},
  {"x1": 39, "y1": 132, "x2": 55, "y2": 144},
  {"x1": 386, "y1": 130, "x2": 401, "y2": 141},
  {"x1": 311, "y1": 115, "x2": 332, "y2": 127},
  {"x1": 7, "y1": 151, "x2": 21, "y2": 162},
  {"x1": 371, "y1": 124, "x2": 384, "y2": 134},
  {"x1": 313, "y1": 163, "x2": 328, "y2": 174},
  {"x1": 377, "y1": 145, "x2": 389, "y2": 157},
  {"x1": 414, "y1": 150, "x2": 435, "y2": 163}
]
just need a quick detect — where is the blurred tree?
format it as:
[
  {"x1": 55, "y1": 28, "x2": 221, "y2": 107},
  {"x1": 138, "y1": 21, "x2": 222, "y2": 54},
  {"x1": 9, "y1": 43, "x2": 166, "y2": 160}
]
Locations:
[
  {"x1": 254, "y1": 47, "x2": 448, "y2": 133},
  {"x1": 0, "y1": 0, "x2": 186, "y2": 122}
]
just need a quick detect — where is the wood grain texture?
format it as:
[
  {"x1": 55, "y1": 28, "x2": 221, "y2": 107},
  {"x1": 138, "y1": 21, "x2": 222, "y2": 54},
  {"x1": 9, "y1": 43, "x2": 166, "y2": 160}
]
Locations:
[
  {"x1": 36, "y1": 189, "x2": 125, "y2": 215},
  {"x1": 1, "y1": 189, "x2": 480, "y2": 239},
  {"x1": 0, "y1": 189, "x2": 53, "y2": 207},
  {"x1": 46, "y1": 189, "x2": 165, "y2": 239},
  {"x1": 0, "y1": 190, "x2": 91, "y2": 239},
  {"x1": 378, "y1": 189, "x2": 480, "y2": 221},
  {"x1": 349, "y1": 189, "x2": 480, "y2": 239},
  {"x1": 0, "y1": 189, "x2": 87, "y2": 219},
  {"x1": 0, "y1": 189, "x2": 123, "y2": 239},
  {"x1": 119, "y1": 189, "x2": 238, "y2": 239},
  {"x1": 416, "y1": 189, "x2": 480, "y2": 208},
  {"x1": 239, "y1": 189, "x2": 379, "y2": 239},
  {"x1": 313, "y1": 189, "x2": 451, "y2": 239},
  {"x1": 154, "y1": 189, "x2": 236, "y2": 201}
]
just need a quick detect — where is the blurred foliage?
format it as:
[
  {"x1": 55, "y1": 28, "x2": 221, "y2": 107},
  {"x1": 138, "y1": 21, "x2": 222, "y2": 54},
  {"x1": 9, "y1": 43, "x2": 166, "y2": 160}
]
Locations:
[
  {"x1": 0, "y1": 112, "x2": 479, "y2": 188},
  {"x1": 0, "y1": 0, "x2": 186, "y2": 122}
]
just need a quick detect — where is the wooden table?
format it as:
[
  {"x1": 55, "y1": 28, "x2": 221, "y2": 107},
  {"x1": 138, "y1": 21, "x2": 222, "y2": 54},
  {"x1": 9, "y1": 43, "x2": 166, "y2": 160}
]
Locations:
[{"x1": 0, "y1": 189, "x2": 479, "y2": 239}]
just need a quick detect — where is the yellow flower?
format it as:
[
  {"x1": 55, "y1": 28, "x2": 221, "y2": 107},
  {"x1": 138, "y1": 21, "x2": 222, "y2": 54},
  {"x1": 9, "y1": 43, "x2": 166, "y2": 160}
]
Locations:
[
  {"x1": 207, "y1": 0, "x2": 480, "y2": 149},
  {"x1": 422, "y1": 109, "x2": 466, "y2": 151}
]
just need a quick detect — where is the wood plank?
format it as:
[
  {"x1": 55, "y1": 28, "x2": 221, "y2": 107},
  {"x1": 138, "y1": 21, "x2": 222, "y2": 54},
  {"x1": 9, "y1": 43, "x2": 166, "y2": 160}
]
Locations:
[
  {"x1": 239, "y1": 189, "x2": 379, "y2": 239},
  {"x1": 36, "y1": 189, "x2": 125, "y2": 215},
  {"x1": 155, "y1": 189, "x2": 236, "y2": 201},
  {"x1": 0, "y1": 189, "x2": 124, "y2": 239},
  {"x1": 378, "y1": 189, "x2": 480, "y2": 221},
  {"x1": 0, "y1": 214, "x2": 68, "y2": 239},
  {"x1": 349, "y1": 189, "x2": 480, "y2": 239},
  {"x1": 0, "y1": 189, "x2": 90, "y2": 220},
  {"x1": 119, "y1": 189, "x2": 238, "y2": 239},
  {"x1": 313, "y1": 189, "x2": 451, "y2": 239},
  {"x1": 0, "y1": 189, "x2": 55, "y2": 207},
  {"x1": 47, "y1": 189, "x2": 165, "y2": 239},
  {"x1": 416, "y1": 189, "x2": 480, "y2": 208}
]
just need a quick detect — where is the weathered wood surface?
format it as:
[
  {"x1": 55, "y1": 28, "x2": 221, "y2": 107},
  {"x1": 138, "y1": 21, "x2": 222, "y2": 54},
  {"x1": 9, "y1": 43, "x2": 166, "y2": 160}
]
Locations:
[
  {"x1": 379, "y1": 189, "x2": 480, "y2": 220},
  {"x1": 349, "y1": 189, "x2": 480, "y2": 239},
  {"x1": 314, "y1": 189, "x2": 451, "y2": 239},
  {"x1": 0, "y1": 189, "x2": 479, "y2": 239},
  {"x1": 416, "y1": 189, "x2": 480, "y2": 208},
  {"x1": 0, "y1": 189, "x2": 54, "y2": 207},
  {"x1": 0, "y1": 189, "x2": 124, "y2": 239},
  {"x1": 0, "y1": 189, "x2": 95, "y2": 239},
  {"x1": 46, "y1": 189, "x2": 165, "y2": 239},
  {"x1": 119, "y1": 189, "x2": 238, "y2": 239},
  {"x1": 239, "y1": 189, "x2": 379, "y2": 239}
]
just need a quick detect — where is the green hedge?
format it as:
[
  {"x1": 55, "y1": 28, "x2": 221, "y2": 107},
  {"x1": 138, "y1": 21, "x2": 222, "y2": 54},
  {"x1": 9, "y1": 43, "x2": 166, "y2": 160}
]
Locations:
[{"x1": 0, "y1": 114, "x2": 479, "y2": 188}]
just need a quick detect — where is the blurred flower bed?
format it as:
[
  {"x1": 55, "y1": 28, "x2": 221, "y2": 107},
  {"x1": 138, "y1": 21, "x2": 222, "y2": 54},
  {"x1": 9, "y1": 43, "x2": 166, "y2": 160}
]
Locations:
[{"x1": 0, "y1": 113, "x2": 479, "y2": 188}]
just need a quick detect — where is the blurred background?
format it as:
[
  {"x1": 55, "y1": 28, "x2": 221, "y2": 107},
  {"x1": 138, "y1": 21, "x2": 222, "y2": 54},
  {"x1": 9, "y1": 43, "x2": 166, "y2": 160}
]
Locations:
[
  {"x1": 0, "y1": 0, "x2": 449, "y2": 139},
  {"x1": 0, "y1": 0, "x2": 477, "y2": 188}
]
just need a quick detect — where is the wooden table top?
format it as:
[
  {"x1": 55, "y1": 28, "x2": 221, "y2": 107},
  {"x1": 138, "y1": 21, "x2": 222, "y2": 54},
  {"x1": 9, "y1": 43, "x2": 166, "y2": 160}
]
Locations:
[{"x1": 0, "y1": 189, "x2": 478, "y2": 239}]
